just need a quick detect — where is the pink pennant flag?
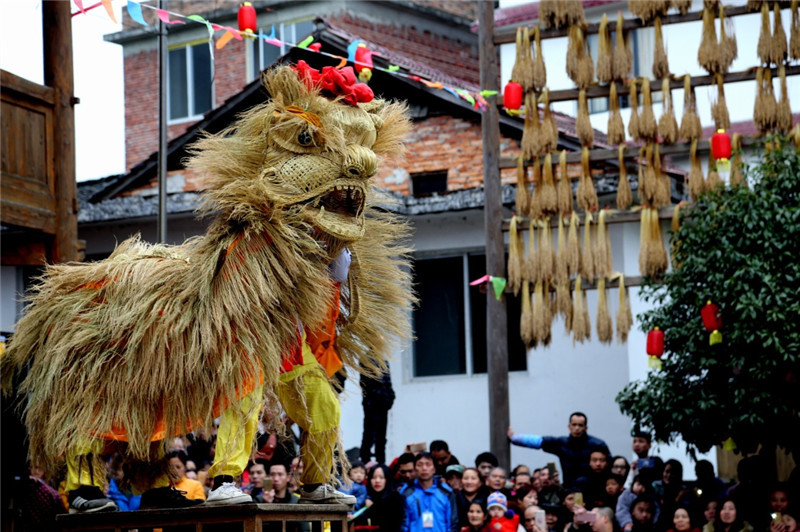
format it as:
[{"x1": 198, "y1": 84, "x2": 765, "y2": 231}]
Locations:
[
  {"x1": 100, "y1": 0, "x2": 117, "y2": 23},
  {"x1": 226, "y1": 26, "x2": 243, "y2": 40},
  {"x1": 469, "y1": 275, "x2": 491, "y2": 286},
  {"x1": 73, "y1": 0, "x2": 86, "y2": 14},
  {"x1": 157, "y1": 9, "x2": 185, "y2": 25}
]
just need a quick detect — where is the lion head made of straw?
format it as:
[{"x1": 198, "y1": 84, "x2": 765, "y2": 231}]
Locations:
[{"x1": 191, "y1": 62, "x2": 410, "y2": 244}]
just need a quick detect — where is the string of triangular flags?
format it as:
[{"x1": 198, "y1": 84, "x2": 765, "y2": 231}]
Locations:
[{"x1": 70, "y1": 0, "x2": 498, "y2": 110}]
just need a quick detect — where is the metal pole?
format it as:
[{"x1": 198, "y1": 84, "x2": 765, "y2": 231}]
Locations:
[
  {"x1": 478, "y1": 0, "x2": 510, "y2": 468},
  {"x1": 157, "y1": 0, "x2": 168, "y2": 243}
]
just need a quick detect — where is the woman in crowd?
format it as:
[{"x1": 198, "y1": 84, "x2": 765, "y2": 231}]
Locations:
[
  {"x1": 511, "y1": 485, "x2": 539, "y2": 518},
  {"x1": 462, "y1": 500, "x2": 490, "y2": 532},
  {"x1": 702, "y1": 500, "x2": 718, "y2": 529},
  {"x1": 355, "y1": 464, "x2": 405, "y2": 532},
  {"x1": 653, "y1": 460, "x2": 688, "y2": 527},
  {"x1": 459, "y1": 467, "x2": 492, "y2": 527},
  {"x1": 703, "y1": 497, "x2": 752, "y2": 532},
  {"x1": 610, "y1": 457, "x2": 631, "y2": 483},
  {"x1": 666, "y1": 506, "x2": 701, "y2": 532}
]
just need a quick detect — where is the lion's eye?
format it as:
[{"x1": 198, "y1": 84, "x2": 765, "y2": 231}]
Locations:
[{"x1": 297, "y1": 130, "x2": 313, "y2": 146}]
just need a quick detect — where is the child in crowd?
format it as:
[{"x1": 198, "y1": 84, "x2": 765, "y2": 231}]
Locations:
[
  {"x1": 341, "y1": 461, "x2": 368, "y2": 510},
  {"x1": 488, "y1": 492, "x2": 522, "y2": 532}
]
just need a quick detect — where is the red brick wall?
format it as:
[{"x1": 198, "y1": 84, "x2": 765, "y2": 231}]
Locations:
[{"x1": 123, "y1": 37, "x2": 250, "y2": 171}]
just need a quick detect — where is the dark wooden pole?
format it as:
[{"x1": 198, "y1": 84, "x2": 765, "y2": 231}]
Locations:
[
  {"x1": 478, "y1": 0, "x2": 510, "y2": 469},
  {"x1": 157, "y1": 0, "x2": 168, "y2": 243},
  {"x1": 43, "y1": 0, "x2": 78, "y2": 263}
]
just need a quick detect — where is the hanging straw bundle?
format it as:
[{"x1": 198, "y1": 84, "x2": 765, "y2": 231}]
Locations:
[
  {"x1": 556, "y1": 214, "x2": 569, "y2": 285},
  {"x1": 711, "y1": 74, "x2": 730, "y2": 131},
  {"x1": 758, "y1": 2, "x2": 772, "y2": 64},
  {"x1": 557, "y1": 150, "x2": 573, "y2": 216},
  {"x1": 542, "y1": 0, "x2": 585, "y2": 29},
  {"x1": 515, "y1": 156, "x2": 530, "y2": 218},
  {"x1": 577, "y1": 89, "x2": 594, "y2": 147},
  {"x1": 580, "y1": 212, "x2": 596, "y2": 281},
  {"x1": 571, "y1": 276, "x2": 589, "y2": 343},
  {"x1": 594, "y1": 209, "x2": 613, "y2": 279},
  {"x1": 508, "y1": 216, "x2": 523, "y2": 295},
  {"x1": 511, "y1": 27, "x2": 535, "y2": 93},
  {"x1": 520, "y1": 280, "x2": 534, "y2": 347},
  {"x1": 730, "y1": 133, "x2": 745, "y2": 187},
  {"x1": 706, "y1": 148, "x2": 723, "y2": 190},
  {"x1": 616, "y1": 274, "x2": 633, "y2": 343},
  {"x1": 670, "y1": 202, "x2": 683, "y2": 270},
  {"x1": 539, "y1": 0, "x2": 557, "y2": 28},
  {"x1": 704, "y1": 0, "x2": 720, "y2": 10},
  {"x1": 616, "y1": 146, "x2": 632, "y2": 210},
  {"x1": 567, "y1": 211, "x2": 580, "y2": 276},
  {"x1": 628, "y1": 0, "x2": 669, "y2": 22},
  {"x1": 628, "y1": 79, "x2": 641, "y2": 141},
  {"x1": 636, "y1": 146, "x2": 647, "y2": 203},
  {"x1": 597, "y1": 14, "x2": 614, "y2": 83},
  {"x1": 529, "y1": 157, "x2": 543, "y2": 220},
  {"x1": 773, "y1": 2, "x2": 788, "y2": 65},
  {"x1": 647, "y1": 207, "x2": 669, "y2": 276},
  {"x1": 542, "y1": 90, "x2": 558, "y2": 154},
  {"x1": 754, "y1": 67, "x2": 775, "y2": 132},
  {"x1": 698, "y1": 7, "x2": 720, "y2": 74},
  {"x1": 577, "y1": 147, "x2": 598, "y2": 212},
  {"x1": 541, "y1": 154, "x2": 558, "y2": 216},
  {"x1": 613, "y1": 11, "x2": 633, "y2": 80},
  {"x1": 639, "y1": 77, "x2": 658, "y2": 142},
  {"x1": 719, "y1": 5, "x2": 738, "y2": 74},
  {"x1": 532, "y1": 280, "x2": 552, "y2": 346},
  {"x1": 608, "y1": 82, "x2": 626, "y2": 145},
  {"x1": 526, "y1": 220, "x2": 539, "y2": 284},
  {"x1": 538, "y1": 219, "x2": 556, "y2": 283},
  {"x1": 642, "y1": 144, "x2": 658, "y2": 205},
  {"x1": 653, "y1": 17, "x2": 670, "y2": 79},
  {"x1": 673, "y1": 0, "x2": 692, "y2": 15},
  {"x1": 533, "y1": 26, "x2": 547, "y2": 91},
  {"x1": 596, "y1": 277, "x2": 613, "y2": 344},
  {"x1": 689, "y1": 139, "x2": 706, "y2": 201},
  {"x1": 791, "y1": 0, "x2": 800, "y2": 61},
  {"x1": 556, "y1": 279, "x2": 573, "y2": 333},
  {"x1": 638, "y1": 208, "x2": 651, "y2": 276},
  {"x1": 567, "y1": 25, "x2": 594, "y2": 88},
  {"x1": 680, "y1": 75, "x2": 702, "y2": 143},
  {"x1": 777, "y1": 65, "x2": 793, "y2": 133},
  {"x1": 658, "y1": 78, "x2": 678, "y2": 145},
  {"x1": 654, "y1": 144, "x2": 671, "y2": 207},
  {"x1": 522, "y1": 91, "x2": 542, "y2": 160}
]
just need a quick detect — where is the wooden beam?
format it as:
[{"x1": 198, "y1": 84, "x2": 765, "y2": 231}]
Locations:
[
  {"x1": 502, "y1": 205, "x2": 680, "y2": 231},
  {"x1": 494, "y1": 4, "x2": 755, "y2": 45},
  {"x1": 479, "y1": 0, "x2": 511, "y2": 470}
]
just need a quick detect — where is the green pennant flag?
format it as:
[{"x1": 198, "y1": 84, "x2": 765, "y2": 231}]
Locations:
[{"x1": 490, "y1": 277, "x2": 507, "y2": 300}]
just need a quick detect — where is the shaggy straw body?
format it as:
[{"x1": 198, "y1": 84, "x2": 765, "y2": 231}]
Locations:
[
  {"x1": 515, "y1": 156, "x2": 530, "y2": 217},
  {"x1": 597, "y1": 14, "x2": 613, "y2": 83},
  {"x1": 613, "y1": 12, "x2": 633, "y2": 80},
  {"x1": 1, "y1": 66, "x2": 414, "y2": 472},
  {"x1": 616, "y1": 146, "x2": 632, "y2": 210},
  {"x1": 616, "y1": 275, "x2": 633, "y2": 343},
  {"x1": 607, "y1": 82, "x2": 626, "y2": 145},
  {"x1": 680, "y1": 75, "x2": 702, "y2": 142},
  {"x1": 658, "y1": 78, "x2": 678, "y2": 144},
  {"x1": 639, "y1": 77, "x2": 658, "y2": 142},
  {"x1": 557, "y1": 150, "x2": 574, "y2": 216},
  {"x1": 653, "y1": 18, "x2": 670, "y2": 79},
  {"x1": 533, "y1": 26, "x2": 547, "y2": 90},
  {"x1": 596, "y1": 278, "x2": 613, "y2": 344}
]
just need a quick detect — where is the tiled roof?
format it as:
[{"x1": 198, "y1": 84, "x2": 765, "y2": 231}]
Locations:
[{"x1": 493, "y1": 0, "x2": 621, "y2": 28}]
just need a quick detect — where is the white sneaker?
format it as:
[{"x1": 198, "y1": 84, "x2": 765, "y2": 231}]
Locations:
[
  {"x1": 298, "y1": 484, "x2": 356, "y2": 505},
  {"x1": 206, "y1": 482, "x2": 254, "y2": 505}
]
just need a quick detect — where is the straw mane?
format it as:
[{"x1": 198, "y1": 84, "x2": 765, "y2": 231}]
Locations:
[{"x1": 1, "y1": 65, "x2": 414, "y2": 471}]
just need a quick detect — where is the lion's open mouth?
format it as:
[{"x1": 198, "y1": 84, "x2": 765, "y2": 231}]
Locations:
[
  {"x1": 318, "y1": 184, "x2": 365, "y2": 217},
  {"x1": 309, "y1": 182, "x2": 368, "y2": 241}
]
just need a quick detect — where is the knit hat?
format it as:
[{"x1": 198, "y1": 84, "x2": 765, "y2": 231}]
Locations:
[{"x1": 487, "y1": 491, "x2": 508, "y2": 512}]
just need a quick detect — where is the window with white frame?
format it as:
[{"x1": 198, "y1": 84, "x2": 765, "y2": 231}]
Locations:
[
  {"x1": 168, "y1": 41, "x2": 213, "y2": 122},
  {"x1": 412, "y1": 252, "x2": 526, "y2": 378},
  {"x1": 249, "y1": 19, "x2": 315, "y2": 80}
]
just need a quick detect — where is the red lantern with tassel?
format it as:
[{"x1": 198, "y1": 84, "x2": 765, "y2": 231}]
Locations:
[
  {"x1": 711, "y1": 129, "x2": 731, "y2": 172},
  {"x1": 237, "y1": 2, "x2": 257, "y2": 34},
  {"x1": 701, "y1": 301, "x2": 723, "y2": 345},
  {"x1": 503, "y1": 81, "x2": 523, "y2": 110},
  {"x1": 647, "y1": 327, "x2": 664, "y2": 369},
  {"x1": 354, "y1": 43, "x2": 373, "y2": 83}
]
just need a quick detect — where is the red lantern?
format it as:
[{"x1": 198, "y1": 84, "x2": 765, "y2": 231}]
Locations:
[
  {"x1": 646, "y1": 327, "x2": 664, "y2": 357},
  {"x1": 237, "y1": 2, "x2": 257, "y2": 34},
  {"x1": 711, "y1": 129, "x2": 731, "y2": 161},
  {"x1": 701, "y1": 301, "x2": 723, "y2": 345},
  {"x1": 354, "y1": 43, "x2": 373, "y2": 83},
  {"x1": 503, "y1": 81, "x2": 522, "y2": 110}
]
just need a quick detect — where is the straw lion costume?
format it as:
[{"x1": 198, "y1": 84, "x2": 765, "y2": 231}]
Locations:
[{"x1": 1, "y1": 62, "x2": 413, "y2": 509}]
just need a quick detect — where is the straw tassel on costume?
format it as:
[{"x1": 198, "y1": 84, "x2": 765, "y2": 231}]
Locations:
[
  {"x1": 616, "y1": 146, "x2": 632, "y2": 210},
  {"x1": 607, "y1": 82, "x2": 626, "y2": 145},
  {"x1": 596, "y1": 277, "x2": 613, "y2": 345},
  {"x1": 658, "y1": 78, "x2": 678, "y2": 145}
]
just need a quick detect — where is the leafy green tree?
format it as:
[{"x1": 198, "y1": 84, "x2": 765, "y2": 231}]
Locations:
[{"x1": 617, "y1": 139, "x2": 800, "y2": 458}]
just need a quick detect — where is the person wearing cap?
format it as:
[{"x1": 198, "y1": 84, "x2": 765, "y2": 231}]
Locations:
[
  {"x1": 402, "y1": 452, "x2": 458, "y2": 532},
  {"x1": 446, "y1": 465, "x2": 466, "y2": 493},
  {"x1": 487, "y1": 491, "x2": 523, "y2": 532}
]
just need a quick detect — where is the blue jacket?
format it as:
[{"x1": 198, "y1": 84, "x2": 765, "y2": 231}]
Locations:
[
  {"x1": 341, "y1": 481, "x2": 368, "y2": 510},
  {"x1": 510, "y1": 433, "x2": 610, "y2": 487},
  {"x1": 107, "y1": 478, "x2": 141, "y2": 511},
  {"x1": 402, "y1": 479, "x2": 458, "y2": 532}
]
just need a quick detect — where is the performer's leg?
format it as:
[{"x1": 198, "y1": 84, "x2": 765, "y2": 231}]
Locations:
[
  {"x1": 205, "y1": 384, "x2": 263, "y2": 505},
  {"x1": 65, "y1": 438, "x2": 117, "y2": 513}
]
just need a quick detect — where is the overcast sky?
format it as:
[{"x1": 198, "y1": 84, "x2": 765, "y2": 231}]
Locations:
[{"x1": 1, "y1": 0, "x2": 126, "y2": 182}]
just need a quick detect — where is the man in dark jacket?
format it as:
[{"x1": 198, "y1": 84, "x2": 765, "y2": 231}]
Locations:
[
  {"x1": 360, "y1": 368, "x2": 395, "y2": 464},
  {"x1": 507, "y1": 412, "x2": 610, "y2": 488}
]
